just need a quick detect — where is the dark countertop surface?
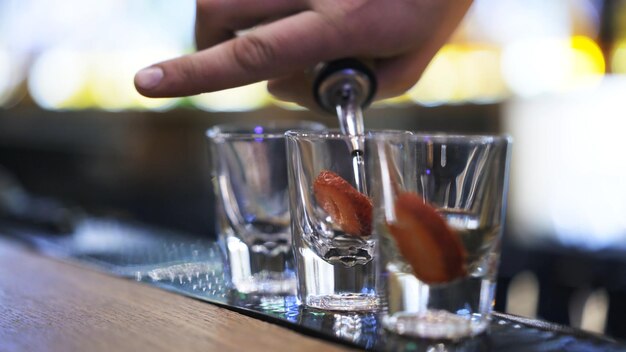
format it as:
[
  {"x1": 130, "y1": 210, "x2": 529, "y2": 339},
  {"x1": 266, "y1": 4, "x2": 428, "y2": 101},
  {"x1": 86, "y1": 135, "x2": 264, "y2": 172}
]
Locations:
[{"x1": 1, "y1": 216, "x2": 624, "y2": 352}]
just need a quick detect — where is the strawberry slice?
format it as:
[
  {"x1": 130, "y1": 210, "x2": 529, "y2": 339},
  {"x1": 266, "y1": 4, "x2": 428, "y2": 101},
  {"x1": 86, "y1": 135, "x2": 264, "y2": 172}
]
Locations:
[
  {"x1": 387, "y1": 192, "x2": 467, "y2": 284},
  {"x1": 313, "y1": 170, "x2": 373, "y2": 237}
]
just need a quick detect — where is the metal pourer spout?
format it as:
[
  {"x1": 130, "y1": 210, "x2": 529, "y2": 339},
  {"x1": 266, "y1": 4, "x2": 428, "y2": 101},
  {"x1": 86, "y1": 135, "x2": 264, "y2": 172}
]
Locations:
[{"x1": 313, "y1": 59, "x2": 377, "y2": 137}]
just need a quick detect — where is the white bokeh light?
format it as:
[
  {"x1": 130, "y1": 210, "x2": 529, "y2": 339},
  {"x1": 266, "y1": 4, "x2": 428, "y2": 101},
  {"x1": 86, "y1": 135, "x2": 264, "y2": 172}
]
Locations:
[
  {"x1": 501, "y1": 39, "x2": 572, "y2": 97},
  {"x1": 0, "y1": 48, "x2": 12, "y2": 105},
  {"x1": 90, "y1": 50, "x2": 181, "y2": 111},
  {"x1": 504, "y1": 76, "x2": 626, "y2": 249},
  {"x1": 27, "y1": 49, "x2": 89, "y2": 109}
]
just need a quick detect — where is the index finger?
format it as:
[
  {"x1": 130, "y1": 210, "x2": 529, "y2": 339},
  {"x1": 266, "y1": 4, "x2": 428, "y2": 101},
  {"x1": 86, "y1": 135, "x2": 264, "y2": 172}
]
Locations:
[{"x1": 135, "y1": 11, "x2": 350, "y2": 98}]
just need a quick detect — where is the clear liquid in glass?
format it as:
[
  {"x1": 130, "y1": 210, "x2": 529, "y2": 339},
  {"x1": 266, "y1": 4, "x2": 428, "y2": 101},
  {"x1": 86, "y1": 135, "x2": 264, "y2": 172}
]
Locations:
[{"x1": 382, "y1": 210, "x2": 502, "y2": 340}]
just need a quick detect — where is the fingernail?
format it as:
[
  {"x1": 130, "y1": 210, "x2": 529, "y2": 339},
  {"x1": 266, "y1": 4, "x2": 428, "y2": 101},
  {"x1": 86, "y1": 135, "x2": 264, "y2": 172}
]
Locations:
[{"x1": 135, "y1": 66, "x2": 164, "y2": 90}]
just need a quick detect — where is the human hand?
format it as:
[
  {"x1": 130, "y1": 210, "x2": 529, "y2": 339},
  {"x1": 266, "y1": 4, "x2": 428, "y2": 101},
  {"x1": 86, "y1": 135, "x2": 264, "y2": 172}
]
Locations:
[{"x1": 134, "y1": 0, "x2": 473, "y2": 110}]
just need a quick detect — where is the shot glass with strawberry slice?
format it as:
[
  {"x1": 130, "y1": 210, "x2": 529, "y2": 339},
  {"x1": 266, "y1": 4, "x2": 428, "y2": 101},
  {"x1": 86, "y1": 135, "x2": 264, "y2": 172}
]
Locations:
[
  {"x1": 377, "y1": 134, "x2": 512, "y2": 341},
  {"x1": 286, "y1": 130, "x2": 411, "y2": 312}
]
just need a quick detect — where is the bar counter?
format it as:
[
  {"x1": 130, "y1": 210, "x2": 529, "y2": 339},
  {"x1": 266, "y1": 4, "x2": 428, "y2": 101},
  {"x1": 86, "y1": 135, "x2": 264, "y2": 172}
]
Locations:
[
  {"x1": 0, "y1": 238, "x2": 353, "y2": 352},
  {"x1": 2, "y1": 220, "x2": 625, "y2": 352}
]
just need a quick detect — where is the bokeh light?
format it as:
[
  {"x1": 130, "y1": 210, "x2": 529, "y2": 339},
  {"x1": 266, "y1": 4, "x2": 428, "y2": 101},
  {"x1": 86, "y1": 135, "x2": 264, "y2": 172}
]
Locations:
[
  {"x1": 406, "y1": 45, "x2": 461, "y2": 106},
  {"x1": 0, "y1": 48, "x2": 13, "y2": 106},
  {"x1": 501, "y1": 36, "x2": 604, "y2": 98},
  {"x1": 0, "y1": 0, "x2": 614, "y2": 111},
  {"x1": 28, "y1": 49, "x2": 91, "y2": 110},
  {"x1": 504, "y1": 76, "x2": 626, "y2": 249},
  {"x1": 191, "y1": 82, "x2": 270, "y2": 112},
  {"x1": 567, "y1": 35, "x2": 605, "y2": 85},
  {"x1": 89, "y1": 50, "x2": 181, "y2": 111},
  {"x1": 407, "y1": 44, "x2": 507, "y2": 106},
  {"x1": 610, "y1": 40, "x2": 626, "y2": 74}
]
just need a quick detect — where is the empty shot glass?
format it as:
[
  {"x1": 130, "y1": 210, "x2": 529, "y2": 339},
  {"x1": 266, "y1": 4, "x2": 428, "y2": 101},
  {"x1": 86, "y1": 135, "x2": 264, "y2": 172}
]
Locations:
[
  {"x1": 285, "y1": 130, "x2": 412, "y2": 311},
  {"x1": 207, "y1": 121, "x2": 324, "y2": 295},
  {"x1": 374, "y1": 134, "x2": 512, "y2": 340}
]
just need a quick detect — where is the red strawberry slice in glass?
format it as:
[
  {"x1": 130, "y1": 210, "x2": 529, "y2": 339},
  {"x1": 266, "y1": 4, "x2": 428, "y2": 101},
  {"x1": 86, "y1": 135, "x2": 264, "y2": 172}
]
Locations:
[
  {"x1": 387, "y1": 192, "x2": 467, "y2": 284},
  {"x1": 313, "y1": 170, "x2": 373, "y2": 237}
]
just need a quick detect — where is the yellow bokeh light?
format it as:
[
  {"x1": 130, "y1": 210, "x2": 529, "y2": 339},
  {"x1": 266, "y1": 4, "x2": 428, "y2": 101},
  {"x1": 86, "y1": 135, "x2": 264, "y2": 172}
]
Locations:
[
  {"x1": 407, "y1": 44, "x2": 508, "y2": 105},
  {"x1": 610, "y1": 40, "x2": 626, "y2": 74},
  {"x1": 268, "y1": 96, "x2": 307, "y2": 111},
  {"x1": 407, "y1": 45, "x2": 460, "y2": 106},
  {"x1": 559, "y1": 35, "x2": 605, "y2": 91},
  {"x1": 191, "y1": 82, "x2": 270, "y2": 112},
  {"x1": 570, "y1": 35, "x2": 605, "y2": 76},
  {"x1": 456, "y1": 45, "x2": 508, "y2": 103},
  {"x1": 89, "y1": 51, "x2": 180, "y2": 111},
  {"x1": 373, "y1": 94, "x2": 412, "y2": 107}
]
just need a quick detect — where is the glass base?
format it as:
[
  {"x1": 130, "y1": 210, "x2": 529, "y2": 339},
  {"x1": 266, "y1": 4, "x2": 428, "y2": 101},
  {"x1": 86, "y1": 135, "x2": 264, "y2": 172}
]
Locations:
[
  {"x1": 232, "y1": 271, "x2": 296, "y2": 295},
  {"x1": 384, "y1": 310, "x2": 489, "y2": 340},
  {"x1": 305, "y1": 293, "x2": 379, "y2": 312}
]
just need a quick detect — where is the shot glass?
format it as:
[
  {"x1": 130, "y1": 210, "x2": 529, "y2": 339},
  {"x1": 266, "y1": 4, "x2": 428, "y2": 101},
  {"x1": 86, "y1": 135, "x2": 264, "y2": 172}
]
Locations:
[
  {"x1": 285, "y1": 130, "x2": 411, "y2": 311},
  {"x1": 374, "y1": 134, "x2": 511, "y2": 340},
  {"x1": 207, "y1": 121, "x2": 324, "y2": 295}
]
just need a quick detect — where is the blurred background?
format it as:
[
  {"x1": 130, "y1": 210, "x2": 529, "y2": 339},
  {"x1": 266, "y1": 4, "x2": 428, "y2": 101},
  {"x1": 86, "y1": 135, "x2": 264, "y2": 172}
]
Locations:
[{"x1": 1, "y1": 0, "x2": 626, "y2": 340}]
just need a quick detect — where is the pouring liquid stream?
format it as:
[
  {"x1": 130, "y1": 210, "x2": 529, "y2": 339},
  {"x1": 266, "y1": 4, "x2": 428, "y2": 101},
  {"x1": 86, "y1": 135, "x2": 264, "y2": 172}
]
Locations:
[
  {"x1": 335, "y1": 85, "x2": 368, "y2": 196},
  {"x1": 313, "y1": 58, "x2": 375, "y2": 196}
]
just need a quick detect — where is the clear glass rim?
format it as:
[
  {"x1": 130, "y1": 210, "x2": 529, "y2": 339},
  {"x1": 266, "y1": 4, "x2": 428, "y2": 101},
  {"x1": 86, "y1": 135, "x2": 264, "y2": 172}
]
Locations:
[
  {"x1": 285, "y1": 129, "x2": 511, "y2": 144},
  {"x1": 410, "y1": 132, "x2": 512, "y2": 145},
  {"x1": 284, "y1": 129, "x2": 414, "y2": 140},
  {"x1": 207, "y1": 120, "x2": 325, "y2": 139}
]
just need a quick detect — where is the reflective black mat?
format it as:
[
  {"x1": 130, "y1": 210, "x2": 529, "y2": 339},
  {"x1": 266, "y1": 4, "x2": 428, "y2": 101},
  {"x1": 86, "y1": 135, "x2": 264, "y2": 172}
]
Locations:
[{"x1": 3, "y1": 217, "x2": 624, "y2": 352}]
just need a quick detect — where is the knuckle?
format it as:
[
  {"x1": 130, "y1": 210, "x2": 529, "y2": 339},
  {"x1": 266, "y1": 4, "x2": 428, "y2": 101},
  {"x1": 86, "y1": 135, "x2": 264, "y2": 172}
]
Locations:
[
  {"x1": 231, "y1": 34, "x2": 276, "y2": 73},
  {"x1": 196, "y1": 0, "x2": 223, "y2": 25},
  {"x1": 196, "y1": 0, "x2": 218, "y2": 12},
  {"x1": 196, "y1": 0, "x2": 224, "y2": 25}
]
